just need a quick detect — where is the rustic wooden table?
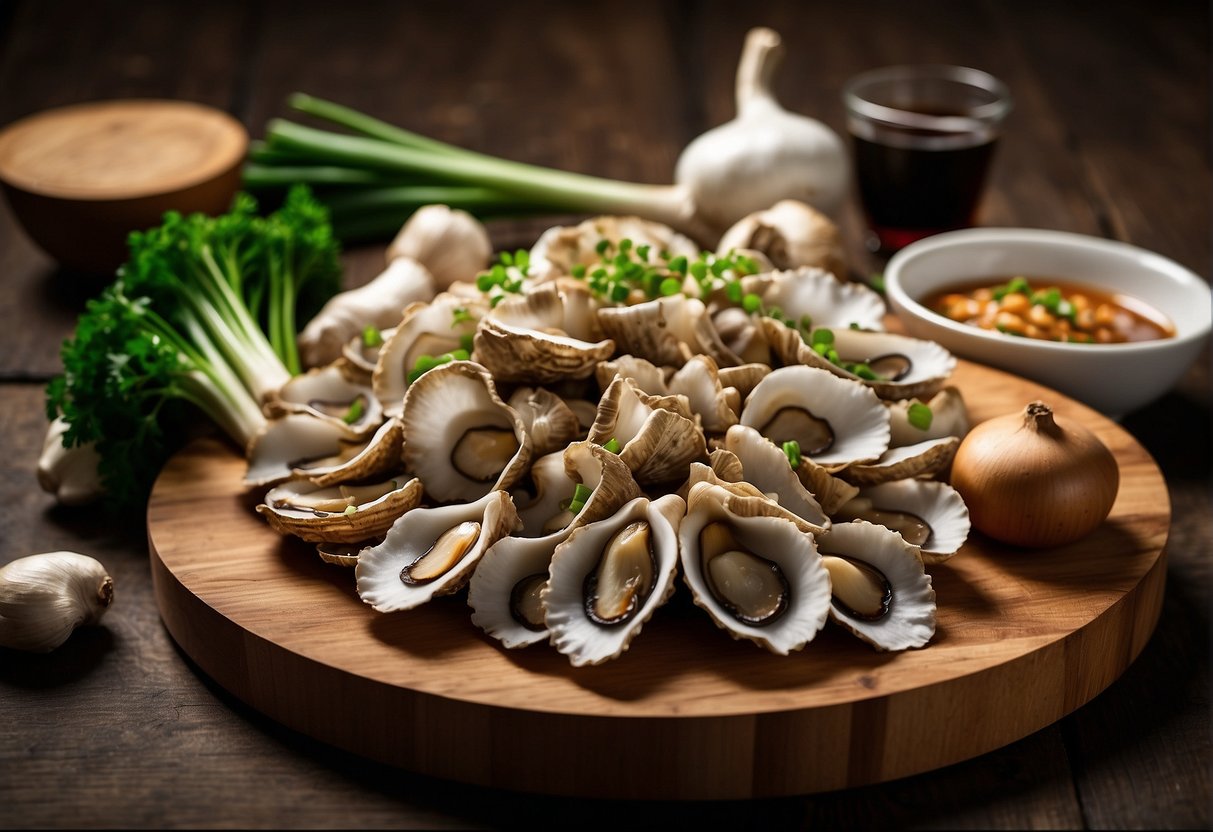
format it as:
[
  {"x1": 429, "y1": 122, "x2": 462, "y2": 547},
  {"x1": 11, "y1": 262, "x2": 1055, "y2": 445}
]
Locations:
[{"x1": 1, "y1": 0, "x2": 1208, "y2": 828}]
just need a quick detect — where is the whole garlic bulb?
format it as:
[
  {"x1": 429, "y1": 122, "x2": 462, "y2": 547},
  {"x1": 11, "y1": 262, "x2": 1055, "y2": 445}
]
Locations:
[
  {"x1": 0, "y1": 552, "x2": 114, "y2": 652},
  {"x1": 675, "y1": 28, "x2": 849, "y2": 234},
  {"x1": 716, "y1": 200, "x2": 848, "y2": 280},
  {"x1": 386, "y1": 204, "x2": 493, "y2": 290}
]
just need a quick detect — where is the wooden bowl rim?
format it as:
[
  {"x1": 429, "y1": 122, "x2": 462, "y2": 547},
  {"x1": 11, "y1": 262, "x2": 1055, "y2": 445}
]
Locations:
[{"x1": 0, "y1": 99, "x2": 248, "y2": 202}]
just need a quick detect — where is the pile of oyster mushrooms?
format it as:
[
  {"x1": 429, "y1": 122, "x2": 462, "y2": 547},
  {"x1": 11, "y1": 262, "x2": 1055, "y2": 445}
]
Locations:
[{"x1": 251, "y1": 201, "x2": 972, "y2": 667}]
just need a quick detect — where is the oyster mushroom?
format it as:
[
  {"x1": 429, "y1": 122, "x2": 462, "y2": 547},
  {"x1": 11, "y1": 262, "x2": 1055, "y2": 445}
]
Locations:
[
  {"x1": 469, "y1": 442, "x2": 642, "y2": 649},
  {"x1": 542, "y1": 494, "x2": 685, "y2": 666},
  {"x1": 356, "y1": 489, "x2": 521, "y2": 612},
  {"x1": 256, "y1": 476, "x2": 423, "y2": 544},
  {"x1": 400, "y1": 360, "x2": 532, "y2": 503},
  {"x1": 832, "y1": 480, "x2": 970, "y2": 563},
  {"x1": 716, "y1": 200, "x2": 848, "y2": 278},
  {"x1": 678, "y1": 481, "x2": 832, "y2": 655},
  {"x1": 588, "y1": 375, "x2": 707, "y2": 486},
  {"x1": 373, "y1": 296, "x2": 482, "y2": 416},
  {"x1": 739, "y1": 365, "x2": 890, "y2": 470},
  {"x1": 816, "y1": 520, "x2": 936, "y2": 651},
  {"x1": 267, "y1": 361, "x2": 384, "y2": 440}
]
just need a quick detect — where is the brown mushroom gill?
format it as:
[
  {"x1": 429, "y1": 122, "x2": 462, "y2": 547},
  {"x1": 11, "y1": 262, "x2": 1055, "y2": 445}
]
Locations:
[
  {"x1": 821, "y1": 555, "x2": 892, "y2": 621},
  {"x1": 583, "y1": 521, "x2": 656, "y2": 626},
  {"x1": 401, "y1": 521, "x2": 482, "y2": 584},
  {"x1": 509, "y1": 572, "x2": 549, "y2": 631},
  {"x1": 699, "y1": 521, "x2": 789, "y2": 627},
  {"x1": 865, "y1": 507, "x2": 931, "y2": 547},
  {"x1": 863, "y1": 353, "x2": 912, "y2": 382},
  {"x1": 274, "y1": 480, "x2": 397, "y2": 516},
  {"x1": 758, "y1": 406, "x2": 834, "y2": 456},
  {"x1": 288, "y1": 442, "x2": 361, "y2": 471},
  {"x1": 450, "y1": 426, "x2": 520, "y2": 482}
]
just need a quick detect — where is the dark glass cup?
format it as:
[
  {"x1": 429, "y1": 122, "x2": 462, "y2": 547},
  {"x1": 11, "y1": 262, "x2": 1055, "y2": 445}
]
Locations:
[{"x1": 843, "y1": 65, "x2": 1012, "y2": 253}]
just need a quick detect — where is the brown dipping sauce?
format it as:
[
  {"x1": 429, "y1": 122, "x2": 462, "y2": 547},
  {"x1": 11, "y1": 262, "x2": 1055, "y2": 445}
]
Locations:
[{"x1": 924, "y1": 276, "x2": 1175, "y2": 343}]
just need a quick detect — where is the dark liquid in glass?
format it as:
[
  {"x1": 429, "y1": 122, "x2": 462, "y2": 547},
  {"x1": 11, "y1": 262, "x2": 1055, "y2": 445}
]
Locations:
[{"x1": 852, "y1": 125, "x2": 997, "y2": 252}]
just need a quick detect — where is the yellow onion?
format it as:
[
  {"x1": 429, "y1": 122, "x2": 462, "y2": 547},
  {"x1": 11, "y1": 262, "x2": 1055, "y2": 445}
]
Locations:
[{"x1": 950, "y1": 401, "x2": 1118, "y2": 548}]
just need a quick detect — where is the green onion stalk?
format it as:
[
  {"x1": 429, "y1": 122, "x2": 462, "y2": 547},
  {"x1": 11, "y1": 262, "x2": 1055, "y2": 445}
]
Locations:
[{"x1": 244, "y1": 93, "x2": 714, "y2": 244}]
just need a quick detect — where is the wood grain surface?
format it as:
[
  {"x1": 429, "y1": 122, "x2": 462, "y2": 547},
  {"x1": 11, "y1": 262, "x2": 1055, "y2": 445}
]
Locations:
[
  {"x1": 1, "y1": 0, "x2": 1207, "y2": 828},
  {"x1": 0, "y1": 99, "x2": 247, "y2": 198},
  {"x1": 146, "y1": 360, "x2": 1169, "y2": 799}
]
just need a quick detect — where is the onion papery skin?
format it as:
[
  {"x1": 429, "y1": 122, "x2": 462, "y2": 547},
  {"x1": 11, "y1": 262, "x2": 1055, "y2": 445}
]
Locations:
[{"x1": 950, "y1": 401, "x2": 1119, "y2": 548}]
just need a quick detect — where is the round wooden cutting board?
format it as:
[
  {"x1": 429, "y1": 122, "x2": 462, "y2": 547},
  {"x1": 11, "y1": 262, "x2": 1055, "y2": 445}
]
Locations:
[{"x1": 148, "y1": 360, "x2": 1169, "y2": 799}]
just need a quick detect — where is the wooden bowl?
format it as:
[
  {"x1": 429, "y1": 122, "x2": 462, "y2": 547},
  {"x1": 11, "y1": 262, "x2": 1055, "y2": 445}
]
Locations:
[{"x1": 0, "y1": 99, "x2": 249, "y2": 275}]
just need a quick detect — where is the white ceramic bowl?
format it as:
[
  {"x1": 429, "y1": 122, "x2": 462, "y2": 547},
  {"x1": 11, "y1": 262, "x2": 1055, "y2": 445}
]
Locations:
[{"x1": 885, "y1": 228, "x2": 1211, "y2": 416}]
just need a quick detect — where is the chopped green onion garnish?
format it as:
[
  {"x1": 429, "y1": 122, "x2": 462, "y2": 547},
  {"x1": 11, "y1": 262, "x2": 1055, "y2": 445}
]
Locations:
[
  {"x1": 341, "y1": 397, "x2": 366, "y2": 425},
  {"x1": 451, "y1": 306, "x2": 474, "y2": 326},
  {"x1": 782, "y1": 440, "x2": 802, "y2": 470},
  {"x1": 566, "y1": 482, "x2": 593, "y2": 514},
  {"x1": 603, "y1": 437, "x2": 621, "y2": 454},
  {"x1": 406, "y1": 349, "x2": 469, "y2": 384},
  {"x1": 343, "y1": 505, "x2": 357, "y2": 516},
  {"x1": 846, "y1": 362, "x2": 880, "y2": 380},
  {"x1": 907, "y1": 402, "x2": 933, "y2": 431},
  {"x1": 361, "y1": 325, "x2": 383, "y2": 348},
  {"x1": 810, "y1": 328, "x2": 834, "y2": 346},
  {"x1": 742, "y1": 293, "x2": 762, "y2": 313}
]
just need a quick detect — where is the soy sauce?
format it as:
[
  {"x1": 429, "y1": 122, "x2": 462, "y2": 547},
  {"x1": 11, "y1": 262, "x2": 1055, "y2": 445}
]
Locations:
[
  {"x1": 854, "y1": 135, "x2": 996, "y2": 251},
  {"x1": 849, "y1": 105, "x2": 1000, "y2": 252}
]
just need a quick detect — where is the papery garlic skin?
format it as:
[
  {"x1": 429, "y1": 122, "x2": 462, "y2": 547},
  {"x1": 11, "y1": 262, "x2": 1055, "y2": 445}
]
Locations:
[
  {"x1": 386, "y1": 204, "x2": 492, "y2": 290},
  {"x1": 298, "y1": 258, "x2": 436, "y2": 369},
  {"x1": 717, "y1": 200, "x2": 848, "y2": 279},
  {"x1": 0, "y1": 552, "x2": 114, "y2": 652},
  {"x1": 675, "y1": 28, "x2": 849, "y2": 234},
  {"x1": 37, "y1": 417, "x2": 104, "y2": 506}
]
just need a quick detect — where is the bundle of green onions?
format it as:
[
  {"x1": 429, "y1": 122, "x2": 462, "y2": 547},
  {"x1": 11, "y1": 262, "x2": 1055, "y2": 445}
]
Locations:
[
  {"x1": 243, "y1": 93, "x2": 710, "y2": 244},
  {"x1": 243, "y1": 30, "x2": 851, "y2": 245}
]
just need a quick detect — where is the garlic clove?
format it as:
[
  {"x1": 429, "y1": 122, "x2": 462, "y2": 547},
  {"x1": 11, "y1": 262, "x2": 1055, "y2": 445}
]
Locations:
[
  {"x1": 386, "y1": 204, "x2": 492, "y2": 290},
  {"x1": 0, "y1": 552, "x2": 114, "y2": 652},
  {"x1": 37, "y1": 417, "x2": 105, "y2": 506},
  {"x1": 716, "y1": 200, "x2": 848, "y2": 279}
]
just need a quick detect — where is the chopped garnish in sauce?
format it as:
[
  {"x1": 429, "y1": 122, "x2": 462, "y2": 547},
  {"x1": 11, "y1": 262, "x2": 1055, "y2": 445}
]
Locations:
[{"x1": 925, "y1": 276, "x2": 1174, "y2": 343}]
